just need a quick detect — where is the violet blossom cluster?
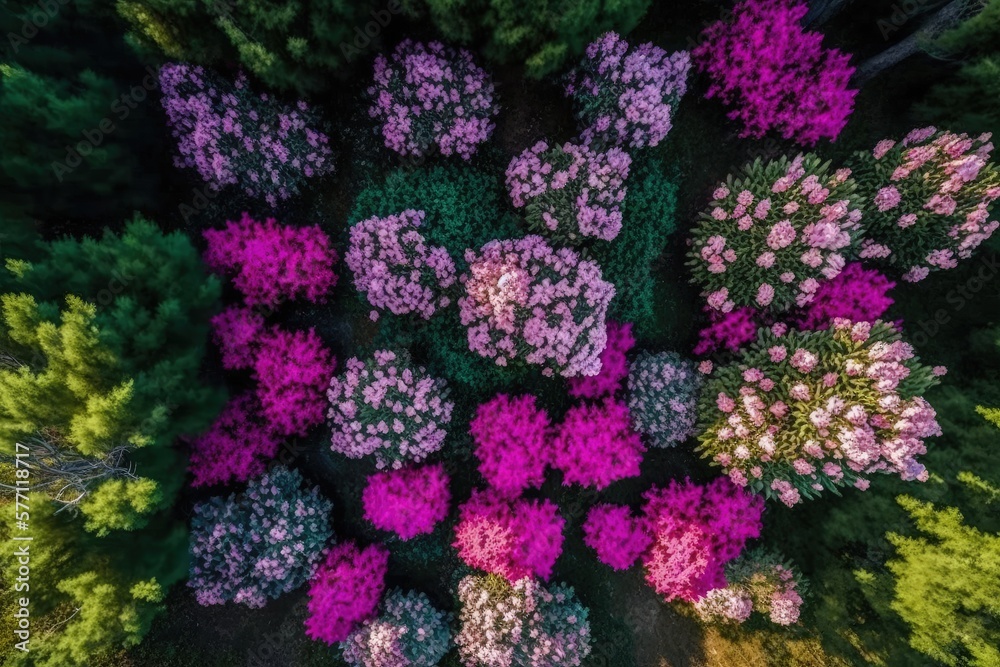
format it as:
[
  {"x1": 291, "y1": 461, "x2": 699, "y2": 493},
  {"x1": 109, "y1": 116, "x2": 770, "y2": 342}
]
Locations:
[
  {"x1": 551, "y1": 398, "x2": 645, "y2": 490},
  {"x1": 362, "y1": 464, "x2": 451, "y2": 540},
  {"x1": 795, "y1": 262, "x2": 895, "y2": 330},
  {"x1": 342, "y1": 589, "x2": 452, "y2": 667},
  {"x1": 567, "y1": 321, "x2": 635, "y2": 399},
  {"x1": 565, "y1": 32, "x2": 690, "y2": 149},
  {"x1": 187, "y1": 393, "x2": 281, "y2": 487},
  {"x1": 627, "y1": 351, "x2": 703, "y2": 448},
  {"x1": 159, "y1": 62, "x2": 333, "y2": 206},
  {"x1": 470, "y1": 394, "x2": 552, "y2": 498},
  {"x1": 368, "y1": 40, "x2": 499, "y2": 160},
  {"x1": 695, "y1": 320, "x2": 945, "y2": 506},
  {"x1": 581, "y1": 504, "x2": 652, "y2": 571},
  {"x1": 305, "y1": 541, "x2": 390, "y2": 645},
  {"x1": 693, "y1": 307, "x2": 762, "y2": 356},
  {"x1": 459, "y1": 236, "x2": 615, "y2": 378},
  {"x1": 695, "y1": 550, "x2": 807, "y2": 626}
]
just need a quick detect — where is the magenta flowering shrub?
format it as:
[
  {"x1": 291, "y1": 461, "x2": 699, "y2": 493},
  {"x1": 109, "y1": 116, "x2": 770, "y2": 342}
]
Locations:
[
  {"x1": 688, "y1": 154, "x2": 864, "y2": 313},
  {"x1": 345, "y1": 209, "x2": 457, "y2": 320},
  {"x1": 582, "y1": 504, "x2": 652, "y2": 571},
  {"x1": 851, "y1": 128, "x2": 1000, "y2": 282},
  {"x1": 627, "y1": 351, "x2": 703, "y2": 448},
  {"x1": 327, "y1": 349, "x2": 454, "y2": 470},
  {"x1": 693, "y1": 307, "x2": 761, "y2": 356},
  {"x1": 342, "y1": 589, "x2": 452, "y2": 667},
  {"x1": 211, "y1": 305, "x2": 266, "y2": 370},
  {"x1": 565, "y1": 32, "x2": 690, "y2": 149},
  {"x1": 506, "y1": 140, "x2": 631, "y2": 243},
  {"x1": 362, "y1": 464, "x2": 451, "y2": 540},
  {"x1": 695, "y1": 320, "x2": 945, "y2": 505},
  {"x1": 695, "y1": 550, "x2": 807, "y2": 626},
  {"x1": 567, "y1": 321, "x2": 635, "y2": 399},
  {"x1": 551, "y1": 398, "x2": 645, "y2": 490},
  {"x1": 368, "y1": 40, "x2": 498, "y2": 160},
  {"x1": 159, "y1": 62, "x2": 334, "y2": 206},
  {"x1": 203, "y1": 214, "x2": 338, "y2": 307},
  {"x1": 453, "y1": 490, "x2": 565, "y2": 582},
  {"x1": 459, "y1": 236, "x2": 615, "y2": 378},
  {"x1": 305, "y1": 541, "x2": 390, "y2": 645},
  {"x1": 189, "y1": 467, "x2": 333, "y2": 608},
  {"x1": 187, "y1": 393, "x2": 281, "y2": 487},
  {"x1": 253, "y1": 326, "x2": 336, "y2": 437},
  {"x1": 692, "y1": 0, "x2": 857, "y2": 145},
  {"x1": 641, "y1": 478, "x2": 763, "y2": 602},
  {"x1": 470, "y1": 394, "x2": 552, "y2": 498},
  {"x1": 795, "y1": 262, "x2": 895, "y2": 330}
]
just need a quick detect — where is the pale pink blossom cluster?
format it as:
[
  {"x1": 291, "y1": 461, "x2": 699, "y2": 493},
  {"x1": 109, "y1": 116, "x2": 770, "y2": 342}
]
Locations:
[
  {"x1": 581, "y1": 504, "x2": 652, "y2": 571},
  {"x1": 305, "y1": 541, "x2": 389, "y2": 645},
  {"x1": 567, "y1": 321, "x2": 635, "y2": 399},
  {"x1": 695, "y1": 550, "x2": 806, "y2": 626},
  {"x1": 470, "y1": 394, "x2": 552, "y2": 498},
  {"x1": 551, "y1": 398, "x2": 646, "y2": 490},
  {"x1": 342, "y1": 589, "x2": 451, "y2": 667},
  {"x1": 362, "y1": 464, "x2": 451, "y2": 540}
]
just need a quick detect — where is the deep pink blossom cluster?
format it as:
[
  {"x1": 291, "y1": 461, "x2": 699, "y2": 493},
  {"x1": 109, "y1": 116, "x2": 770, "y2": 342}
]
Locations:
[
  {"x1": 693, "y1": 307, "x2": 761, "y2": 356},
  {"x1": 459, "y1": 236, "x2": 615, "y2": 378},
  {"x1": 692, "y1": 0, "x2": 857, "y2": 145},
  {"x1": 453, "y1": 489, "x2": 565, "y2": 582},
  {"x1": 362, "y1": 464, "x2": 451, "y2": 540},
  {"x1": 368, "y1": 40, "x2": 498, "y2": 160},
  {"x1": 796, "y1": 262, "x2": 895, "y2": 330},
  {"x1": 305, "y1": 542, "x2": 390, "y2": 645},
  {"x1": 565, "y1": 32, "x2": 690, "y2": 149},
  {"x1": 552, "y1": 398, "x2": 645, "y2": 490},
  {"x1": 567, "y1": 321, "x2": 635, "y2": 399},
  {"x1": 345, "y1": 209, "x2": 457, "y2": 320},
  {"x1": 582, "y1": 504, "x2": 652, "y2": 571},
  {"x1": 203, "y1": 213, "x2": 338, "y2": 308},
  {"x1": 211, "y1": 305, "x2": 267, "y2": 371},
  {"x1": 187, "y1": 393, "x2": 281, "y2": 487},
  {"x1": 470, "y1": 394, "x2": 552, "y2": 498}
]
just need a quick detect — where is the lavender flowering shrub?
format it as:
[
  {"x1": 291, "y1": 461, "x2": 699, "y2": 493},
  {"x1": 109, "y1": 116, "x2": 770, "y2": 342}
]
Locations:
[
  {"x1": 627, "y1": 351, "x2": 703, "y2": 448},
  {"x1": 342, "y1": 589, "x2": 451, "y2": 667}
]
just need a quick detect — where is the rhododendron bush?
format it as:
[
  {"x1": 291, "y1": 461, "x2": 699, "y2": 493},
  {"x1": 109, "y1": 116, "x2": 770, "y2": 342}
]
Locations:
[
  {"x1": 694, "y1": 550, "x2": 806, "y2": 626},
  {"x1": 695, "y1": 320, "x2": 944, "y2": 505},
  {"x1": 342, "y1": 589, "x2": 451, "y2": 667},
  {"x1": 795, "y1": 262, "x2": 895, "y2": 330},
  {"x1": 627, "y1": 351, "x2": 702, "y2": 448},
  {"x1": 187, "y1": 393, "x2": 281, "y2": 487},
  {"x1": 693, "y1": 307, "x2": 761, "y2": 356},
  {"x1": 567, "y1": 321, "x2": 635, "y2": 399},
  {"x1": 470, "y1": 394, "x2": 552, "y2": 497},
  {"x1": 362, "y1": 464, "x2": 451, "y2": 540},
  {"x1": 552, "y1": 398, "x2": 645, "y2": 489},
  {"x1": 582, "y1": 504, "x2": 652, "y2": 571},
  {"x1": 305, "y1": 541, "x2": 389, "y2": 645},
  {"x1": 253, "y1": 326, "x2": 336, "y2": 437}
]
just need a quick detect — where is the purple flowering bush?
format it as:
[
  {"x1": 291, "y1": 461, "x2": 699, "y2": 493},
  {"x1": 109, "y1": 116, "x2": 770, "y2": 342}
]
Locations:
[
  {"x1": 305, "y1": 541, "x2": 389, "y2": 645},
  {"x1": 362, "y1": 464, "x2": 451, "y2": 540},
  {"x1": 627, "y1": 351, "x2": 703, "y2": 448},
  {"x1": 342, "y1": 589, "x2": 452, "y2": 667},
  {"x1": 470, "y1": 394, "x2": 552, "y2": 498},
  {"x1": 187, "y1": 393, "x2": 281, "y2": 488},
  {"x1": 551, "y1": 398, "x2": 646, "y2": 490},
  {"x1": 567, "y1": 321, "x2": 635, "y2": 399},
  {"x1": 795, "y1": 262, "x2": 895, "y2": 330}
]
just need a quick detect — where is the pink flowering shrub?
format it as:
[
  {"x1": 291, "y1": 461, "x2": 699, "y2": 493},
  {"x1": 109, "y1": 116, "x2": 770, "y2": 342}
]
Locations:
[
  {"x1": 459, "y1": 236, "x2": 615, "y2": 378},
  {"x1": 342, "y1": 589, "x2": 452, "y2": 667},
  {"x1": 693, "y1": 307, "x2": 761, "y2": 356},
  {"x1": 688, "y1": 154, "x2": 864, "y2": 313},
  {"x1": 453, "y1": 489, "x2": 565, "y2": 582},
  {"x1": 328, "y1": 349, "x2": 454, "y2": 470},
  {"x1": 567, "y1": 321, "x2": 635, "y2": 399},
  {"x1": 582, "y1": 504, "x2": 652, "y2": 571},
  {"x1": 851, "y1": 128, "x2": 1000, "y2": 281},
  {"x1": 795, "y1": 262, "x2": 895, "y2": 330},
  {"x1": 159, "y1": 63, "x2": 334, "y2": 206},
  {"x1": 203, "y1": 214, "x2": 338, "y2": 307},
  {"x1": 305, "y1": 541, "x2": 390, "y2": 645},
  {"x1": 187, "y1": 393, "x2": 281, "y2": 487},
  {"x1": 506, "y1": 140, "x2": 631, "y2": 243},
  {"x1": 695, "y1": 320, "x2": 945, "y2": 505},
  {"x1": 565, "y1": 32, "x2": 690, "y2": 149},
  {"x1": 695, "y1": 550, "x2": 807, "y2": 626},
  {"x1": 211, "y1": 305, "x2": 266, "y2": 370},
  {"x1": 345, "y1": 210, "x2": 457, "y2": 320},
  {"x1": 253, "y1": 326, "x2": 336, "y2": 437},
  {"x1": 362, "y1": 464, "x2": 451, "y2": 540},
  {"x1": 692, "y1": 0, "x2": 857, "y2": 145},
  {"x1": 641, "y1": 478, "x2": 764, "y2": 602},
  {"x1": 552, "y1": 398, "x2": 645, "y2": 490},
  {"x1": 627, "y1": 351, "x2": 703, "y2": 448},
  {"x1": 470, "y1": 394, "x2": 552, "y2": 498},
  {"x1": 368, "y1": 40, "x2": 498, "y2": 160}
]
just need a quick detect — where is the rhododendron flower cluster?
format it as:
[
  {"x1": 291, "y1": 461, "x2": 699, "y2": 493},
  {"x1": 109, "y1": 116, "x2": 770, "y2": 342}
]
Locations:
[
  {"x1": 582, "y1": 504, "x2": 652, "y2": 571},
  {"x1": 346, "y1": 210, "x2": 457, "y2": 320},
  {"x1": 159, "y1": 62, "x2": 333, "y2": 206},
  {"x1": 851, "y1": 128, "x2": 1000, "y2": 282},
  {"x1": 506, "y1": 140, "x2": 631, "y2": 243},
  {"x1": 688, "y1": 154, "x2": 864, "y2": 312},
  {"x1": 692, "y1": 0, "x2": 857, "y2": 145},
  {"x1": 343, "y1": 589, "x2": 452, "y2": 667},
  {"x1": 640, "y1": 478, "x2": 763, "y2": 602},
  {"x1": 695, "y1": 550, "x2": 806, "y2": 626},
  {"x1": 453, "y1": 490, "x2": 565, "y2": 582},
  {"x1": 470, "y1": 394, "x2": 552, "y2": 498},
  {"x1": 459, "y1": 236, "x2": 615, "y2": 377},
  {"x1": 368, "y1": 40, "x2": 498, "y2": 160},
  {"x1": 189, "y1": 467, "x2": 333, "y2": 608},
  {"x1": 305, "y1": 541, "x2": 389, "y2": 645},
  {"x1": 565, "y1": 32, "x2": 690, "y2": 149},
  {"x1": 328, "y1": 349, "x2": 454, "y2": 470},
  {"x1": 695, "y1": 320, "x2": 944, "y2": 505},
  {"x1": 551, "y1": 398, "x2": 645, "y2": 490},
  {"x1": 567, "y1": 321, "x2": 635, "y2": 399},
  {"x1": 455, "y1": 575, "x2": 591, "y2": 667},
  {"x1": 795, "y1": 262, "x2": 895, "y2": 330},
  {"x1": 211, "y1": 305, "x2": 267, "y2": 370},
  {"x1": 362, "y1": 464, "x2": 451, "y2": 540},
  {"x1": 627, "y1": 351, "x2": 703, "y2": 448},
  {"x1": 693, "y1": 307, "x2": 761, "y2": 356},
  {"x1": 187, "y1": 393, "x2": 281, "y2": 487},
  {"x1": 203, "y1": 214, "x2": 338, "y2": 307}
]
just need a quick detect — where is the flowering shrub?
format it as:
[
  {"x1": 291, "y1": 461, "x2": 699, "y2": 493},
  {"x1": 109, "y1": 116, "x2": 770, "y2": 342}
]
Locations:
[
  {"x1": 345, "y1": 210, "x2": 457, "y2": 320},
  {"x1": 695, "y1": 320, "x2": 944, "y2": 505},
  {"x1": 470, "y1": 394, "x2": 552, "y2": 498},
  {"x1": 565, "y1": 32, "x2": 690, "y2": 149},
  {"x1": 551, "y1": 399, "x2": 645, "y2": 490},
  {"x1": 567, "y1": 321, "x2": 635, "y2": 399},
  {"x1": 641, "y1": 478, "x2": 763, "y2": 602},
  {"x1": 692, "y1": 0, "x2": 857, "y2": 145},
  {"x1": 159, "y1": 62, "x2": 333, "y2": 206},
  {"x1": 453, "y1": 490, "x2": 565, "y2": 582},
  {"x1": 459, "y1": 236, "x2": 615, "y2": 377},
  {"x1": 253, "y1": 326, "x2": 336, "y2": 437},
  {"x1": 187, "y1": 393, "x2": 281, "y2": 487},
  {"x1": 368, "y1": 40, "x2": 498, "y2": 160},
  {"x1": 688, "y1": 154, "x2": 864, "y2": 313},
  {"x1": 582, "y1": 504, "x2": 652, "y2": 571},
  {"x1": 362, "y1": 464, "x2": 451, "y2": 540},
  {"x1": 305, "y1": 542, "x2": 389, "y2": 645},
  {"x1": 211, "y1": 306, "x2": 266, "y2": 370},
  {"x1": 189, "y1": 467, "x2": 333, "y2": 608},
  {"x1": 693, "y1": 307, "x2": 761, "y2": 356},
  {"x1": 795, "y1": 262, "x2": 895, "y2": 330},
  {"x1": 342, "y1": 589, "x2": 451, "y2": 667},
  {"x1": 455, "y1": 574, "x2": 592, "y2": 667},
  {"x1": 627, "y1": 351, "x2": 703, "y2": 448},
  {"x1": 328, "y1": 349, "x2": 454, "y2": 470},
  {"x1": 695, "y1": 550, "x2": 806, "y2": 626},
  {"x1": 850, "y1": 127, "x2": 1000, "y2": 282},
  {"x1": 506, "y1": 140, "x2": 631, "y2": 243}
]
